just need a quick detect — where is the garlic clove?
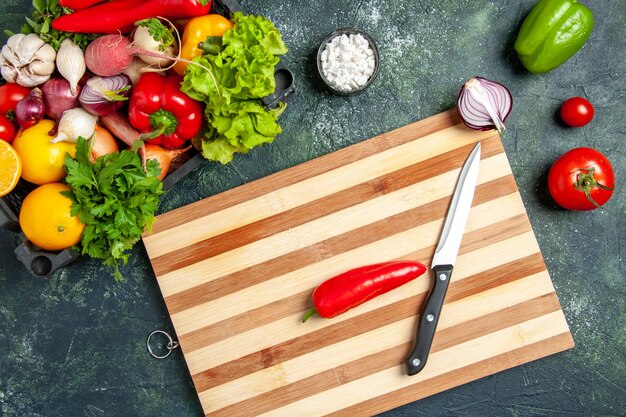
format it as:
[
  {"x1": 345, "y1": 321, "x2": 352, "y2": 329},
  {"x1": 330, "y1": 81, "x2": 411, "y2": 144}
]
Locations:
[
  {"x1": 52, "y1": 108, "x2": 98, "y2": 143},
  {"x1": 1, "y1": 65, "x2": 17, "y2": 83},
  {"x1": 50, "y1": 132, "x2": 70, "y2": 144},
  {"x1": 6, "y1": 34, "x2": 24, "y2": 53},
  {"x1": 18, "y1": 34, "x2": 46, "y2": 64},
  {"x1": 2, "y1": 44, "x2": 22, "y2": 68},
  {"x1": 56, "y1": 39, "x2": 84, "y2": 95},
  {"x1": 36, "y1": 43, "x2": 56, "y2": 63},
  {"x1": 29, "y1": 60, "x2": 55, "y2": 76}
]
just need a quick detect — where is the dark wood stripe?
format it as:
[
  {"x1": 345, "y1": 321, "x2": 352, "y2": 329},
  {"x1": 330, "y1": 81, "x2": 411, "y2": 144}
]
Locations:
[
  {"x1": 165, "y1": 174, "x2": 518, "y2": 315},
  {"x1": 151, "y1": 136, "x2": 503, "y2": 276},
  {"x1": 190, "y1": 252, "x2": 545, "y2": 392},
  {"x1": 203, "y1": 294, "x2": 563, "y2": 417},
  {"x1": 152, "y1": 110, "x2": 462, "y2": 234},
  {"x1": 178, "y1": 214, "x2": 533, "y2": 353},
  {"x1": 327, "y1": 332, "x2": 574, "y2": 417}
]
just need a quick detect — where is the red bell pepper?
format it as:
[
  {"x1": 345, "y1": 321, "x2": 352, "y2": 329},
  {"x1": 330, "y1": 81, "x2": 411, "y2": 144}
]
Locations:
[
  {"x1": 128, "y1": 73, "x2": 203, "y2": 149},
  {"x1": 52, "y1": 0, "x2": 212, "y2": 34},
  {"x1": 302, "y1": 261, "x2": 427, "y2": 322}
]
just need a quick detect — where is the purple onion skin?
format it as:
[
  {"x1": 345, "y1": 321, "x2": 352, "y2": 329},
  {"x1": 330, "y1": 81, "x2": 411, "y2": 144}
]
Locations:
[
  {"x1": 15, "y1": 88, "x2": 46, "y2": 130},
  {"x1": 79, "y1": 74, "x2": 132, "y2": 117},
  {"x1": 42, "y1": 78, "x2": 81, "y2": 121},
  {"x1": 456, "y1": 76, "x2": 513, "y2": 133},
  {"x1": 80, "y1": 95, "x2": 126, "y2": 117}
]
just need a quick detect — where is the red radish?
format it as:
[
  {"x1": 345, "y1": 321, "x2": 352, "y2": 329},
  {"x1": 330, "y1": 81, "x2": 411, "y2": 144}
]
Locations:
[
  {"x1": 90, "y1": 125, "x2": 119, "y2": 162},
  {"x1": 85, "y1": 35, "x2": 135, "y2": 76},
  {"x1": 145, "y1": 143, "x2": 191, "y2": 180},
  {"x1": 84, "y1": 34, "x2": 218, "y2": 88}
]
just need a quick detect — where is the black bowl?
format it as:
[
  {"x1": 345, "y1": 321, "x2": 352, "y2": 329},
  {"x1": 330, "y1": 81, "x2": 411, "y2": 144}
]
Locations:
[{"x1": 316, "y1": 28, "x2": 380, "y2": 95}]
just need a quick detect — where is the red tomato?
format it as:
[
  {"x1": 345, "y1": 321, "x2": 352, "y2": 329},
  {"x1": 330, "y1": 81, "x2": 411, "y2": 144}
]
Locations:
[
  {"x1": 548, "y1": 148, "x2": 614, "y2": 211},
  {"x1": 0, "y1": 114, "x2": 16, "y2": 143},
  {"x1": 560, "y1": 97, "x2": 594, "y2": 127},
  {"x1": 0, "y1": 83, "x2": 31, "y2": 120}
]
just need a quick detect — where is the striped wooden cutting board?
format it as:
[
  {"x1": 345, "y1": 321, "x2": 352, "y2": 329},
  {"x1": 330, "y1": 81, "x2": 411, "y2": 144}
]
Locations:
[{"x1": 143, "y1": 109, "x2": 574, "y2": 417}]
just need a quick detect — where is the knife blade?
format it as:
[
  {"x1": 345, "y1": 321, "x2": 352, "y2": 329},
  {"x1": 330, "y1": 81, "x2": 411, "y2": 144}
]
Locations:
[{"x1": 405, "y1": 141, "x2": 481, "y2": 375}]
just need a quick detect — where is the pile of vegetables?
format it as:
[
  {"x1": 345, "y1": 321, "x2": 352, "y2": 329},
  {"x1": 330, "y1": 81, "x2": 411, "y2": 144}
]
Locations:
[
  {"x1": 181, "y1": 12, "x2": 288, "y2": 163},
  {"x1": 1, "y1": 0, "x2": 290, "y2": 279}
]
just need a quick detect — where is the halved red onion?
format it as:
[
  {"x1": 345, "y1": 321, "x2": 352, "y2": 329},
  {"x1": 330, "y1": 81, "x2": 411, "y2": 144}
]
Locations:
[
  {"x1": 456, "y1": 76, "x2": 512, "y2": 135},
  {"x1": 79, "y1": 74, "x2": 132, "y2": 117}
]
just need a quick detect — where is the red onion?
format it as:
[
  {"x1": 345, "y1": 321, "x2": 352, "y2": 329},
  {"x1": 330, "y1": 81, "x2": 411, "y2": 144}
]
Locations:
[
  {"x1": 456, "y1": 76, "x2": 512, "y2": 135},
  {"x1": 42, "y1": 78, "x2": 81, "y2": 121},
  {"x1": 79, "y1": 74, "x2": 132, "y2": 116},
  {"x1": 15, "y1": 87, "x2": 45, "y2": 130}
]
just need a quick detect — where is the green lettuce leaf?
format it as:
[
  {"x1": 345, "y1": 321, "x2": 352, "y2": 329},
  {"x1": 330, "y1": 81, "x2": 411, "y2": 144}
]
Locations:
[
  {"x1": 181, "y1": 12, "x2": 289, "y2": 164},
  {"x1": 226, "y1": 12, "x2": 288, "y2": 57}
]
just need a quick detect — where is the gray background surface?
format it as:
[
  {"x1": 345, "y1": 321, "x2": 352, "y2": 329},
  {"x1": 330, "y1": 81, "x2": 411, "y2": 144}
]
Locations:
[{"x1": 1, "y1": 0, "x2": 624, "y2": 416}]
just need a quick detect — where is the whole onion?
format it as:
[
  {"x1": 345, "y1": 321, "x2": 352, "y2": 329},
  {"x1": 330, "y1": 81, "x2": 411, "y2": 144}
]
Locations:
[
  {"x1": 15, "y1": 87, "x2": 45, "y2": 130},
  {"x1": 79, "y1": 74, "x2": 132, "y2": 116},
  {"x1": 42, "y1": 78, "x2": 81, "y2": 121}
]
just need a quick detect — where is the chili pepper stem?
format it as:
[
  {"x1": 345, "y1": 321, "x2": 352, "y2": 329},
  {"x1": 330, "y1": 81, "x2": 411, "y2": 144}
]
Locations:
[{"x1": 302, "y1": 307, "x2": 318, "y2": 323}]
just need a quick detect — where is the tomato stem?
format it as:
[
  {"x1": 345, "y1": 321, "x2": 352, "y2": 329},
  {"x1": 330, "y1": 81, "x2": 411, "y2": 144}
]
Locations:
[{"x1": 574, "y1": 167, "x2": 614, "y2": 209}]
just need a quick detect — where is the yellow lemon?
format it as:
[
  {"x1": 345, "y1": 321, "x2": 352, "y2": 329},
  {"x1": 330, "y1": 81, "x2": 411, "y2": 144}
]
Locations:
[{"x1": 12, "y1": 120, "x2": 76, "y2": 185}]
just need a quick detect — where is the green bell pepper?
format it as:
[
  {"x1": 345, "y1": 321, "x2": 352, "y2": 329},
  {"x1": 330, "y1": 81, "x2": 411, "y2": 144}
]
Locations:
[{"x1": 514, "y1": 0, "x2": 594, "y2": 73}]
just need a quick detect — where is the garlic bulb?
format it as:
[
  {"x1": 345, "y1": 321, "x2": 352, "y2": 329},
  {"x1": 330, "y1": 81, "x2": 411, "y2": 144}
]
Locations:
[
  {"x1": 51, "y1": 108, "x2": 97, "y2": 143},
  {"x1": 0, "y1": 34, "x2": 56, "y2": 87},
  {"x1": 56, "y1": 39, "x2": 86, "y2": 95}
]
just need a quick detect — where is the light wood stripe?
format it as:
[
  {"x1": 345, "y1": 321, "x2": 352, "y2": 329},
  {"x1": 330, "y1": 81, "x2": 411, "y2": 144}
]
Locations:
[
  {"x1": 325, "y1": 332, "x2": 574, "y2": 417},
  {"x1": 151, "y1": 110, "x2": 461, "y2": 235},
  {"x1": 190, "y1": 251, "x2": 547, "y2": 393},
  {"x1": 144, "y1": 125, "x2": 494, "y2": 260},
  {"x1": 143, "y1": 110, "x2": 574, "y2": 416},
  {"x1": 198, "y1": 272, "x2": 558, "y2": 414},
  {"x1": 185, "y1": 231, "x2": 540, "y2": 376},
  {"x1": 177, "y1": 211, "x2": 532, "y2": 351},
  {"x1": 165, "y1": 174, "x2": 519, "y2": 315},
  {"x1": 256, "y1": 311, "x2": 570, "y2": 417},
  {"x1": 174, "y1": 199, "x2": 529, "y2": 349},
  {"x1": 151, "y1": 137, "x2": 504, "y2": 275},
  {"x1": 158, "y1": 152, "x2": 510, "y2": 297}
]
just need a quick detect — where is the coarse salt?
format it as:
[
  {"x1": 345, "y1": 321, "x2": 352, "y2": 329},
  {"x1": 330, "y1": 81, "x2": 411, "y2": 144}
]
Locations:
[{"x1": 320, "y1": 33, "x2": 376, "y2": 92}]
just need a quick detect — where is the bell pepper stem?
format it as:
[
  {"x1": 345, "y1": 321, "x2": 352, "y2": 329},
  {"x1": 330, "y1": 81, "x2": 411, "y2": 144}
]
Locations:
[
  {"x1": 302, "y1": 307, "x2": 317, "y2": 323},
  {"x1": 198, "y1": 36, "x2": 223, "y2": 55},
  {"x1": 148, "y1": 109, "x2": 179, "y2": 137}
]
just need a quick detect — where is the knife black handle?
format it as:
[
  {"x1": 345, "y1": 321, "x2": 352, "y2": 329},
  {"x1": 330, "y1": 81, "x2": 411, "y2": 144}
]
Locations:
[{"x1": 405, "y1": 264, "x2": 453, "y2": 375}]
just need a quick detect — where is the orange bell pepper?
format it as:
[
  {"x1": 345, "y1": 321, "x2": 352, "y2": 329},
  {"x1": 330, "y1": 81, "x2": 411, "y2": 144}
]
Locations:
[{"x1": 173, "y1": 14, "x2": 234, "y2": 76}]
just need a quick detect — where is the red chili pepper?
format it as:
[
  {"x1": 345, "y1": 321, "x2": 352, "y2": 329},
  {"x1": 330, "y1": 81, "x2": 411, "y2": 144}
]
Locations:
[
  {"x1": 128, "y1": 73, "x2": 203, "y2": 149},
  {"x1": 302, "y1": 261, "x2": 427, "y2": 322},
  {"x1": 59, "y1": 0, "x2": 107, "y2": 10},
  {"x1": 52, "y1": 0, "x2": 212, "y2": 34}
]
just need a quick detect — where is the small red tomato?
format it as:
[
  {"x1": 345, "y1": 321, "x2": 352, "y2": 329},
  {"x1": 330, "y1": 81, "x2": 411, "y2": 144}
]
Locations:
[
  {"x1": 548, "y1": 148, "x2": 614, "y2": 211},
  {"x1": 560, "y1": 97, "x2": 594, "y2": 127},
  {"x1": 0, "y1": 83, "x2": 30, "y2": 119},
  {"x1": 0, "y1": 114, "x2": 16, "y2": 143}
]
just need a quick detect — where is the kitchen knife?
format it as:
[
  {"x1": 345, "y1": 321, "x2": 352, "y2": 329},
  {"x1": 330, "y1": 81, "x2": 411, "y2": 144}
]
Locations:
[{"x1": 405, "y1": 142, "x2": 481, "y2": 375}]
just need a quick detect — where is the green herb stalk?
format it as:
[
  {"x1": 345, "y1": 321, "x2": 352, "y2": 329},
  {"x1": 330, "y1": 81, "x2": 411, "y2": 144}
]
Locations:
[{"x1": 63, "y1": 138, "x2": 164, "y2": 281}]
